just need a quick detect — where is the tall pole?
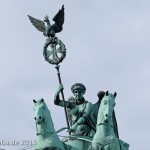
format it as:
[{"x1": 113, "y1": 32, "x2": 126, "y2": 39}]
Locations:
[
  {"x1": 28, "y1": 5, "x2": 70, "y2": 133},
  {"x1": 55, "y1": 65, "x2": 70, "y2": 130}
]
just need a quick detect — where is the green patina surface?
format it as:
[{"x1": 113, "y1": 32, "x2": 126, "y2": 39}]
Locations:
[
  {"x1": 33, "y1": 92, "x2": 129, "y2": 150},
  {"x1": 29, "y1": 5, "x2": 130, "y2": 150}
]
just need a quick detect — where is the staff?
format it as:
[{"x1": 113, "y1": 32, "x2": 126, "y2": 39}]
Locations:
[
  {"x1": 28, "y1": 5, "x2": 70, "y2": 131},
  {"x1": 43, "y1": 37, "x2": 70, "y2": 131}
]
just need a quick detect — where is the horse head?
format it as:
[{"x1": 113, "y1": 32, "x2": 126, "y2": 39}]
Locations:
[
  {"x1": 33, "y1": 98, "x2": 55, "y2": 136},
  {"x1": 33, "y1": 98, "x2": 46, "y2": 125},
  {"x1": 33, "y1": 99, "x2": 67, "y2": 150},
  {"x1": 100, "y1": 91, "x2": 117, "y2": 123}
]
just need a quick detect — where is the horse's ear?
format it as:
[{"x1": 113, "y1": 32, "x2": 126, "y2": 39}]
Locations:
[
  {"x1": 114, "y1": 92, "x2": 117, "y2": 98},
  {"x1": 41, "y1": 98, "x2": 44, "y2": 102},
  {"x1": 33, "y1": 99, "x2": 37, "y2": 103},
  {"x1": 106, "y1": 91, "x2": 109, "y2": 96}
]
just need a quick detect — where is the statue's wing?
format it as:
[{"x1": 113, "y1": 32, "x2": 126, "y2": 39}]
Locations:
[
  {"x1": 28, "y1": 15, "x2": 45, "y2": 33},
  {"x1": 90, "y1": 101, "x2": 101, "y2": 126},
  {"x1": 90, "y1": 91, "x2": 105, "y2": 126},
  {"x1": 112, "y1": 110, "x2": 119, "y2": 138},
  {"x1": 53, "y1": 5, "x2": 65, "y2": 27}
]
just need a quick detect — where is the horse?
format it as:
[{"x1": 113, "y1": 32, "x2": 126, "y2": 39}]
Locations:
[
  {"x1": 33, "y1": 98, "x2": 65, "y2": 150},
  {"x1": 92, "y1": 91, "x2": 129, "y2": 150},
  {"x1": 33, "y1": 98, "x2": 79, "y2": 150}
]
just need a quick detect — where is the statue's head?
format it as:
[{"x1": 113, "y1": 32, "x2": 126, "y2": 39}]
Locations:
[
  {"x1": 44, "y1": 15, "x2": 49, "y2": 22},
  {"x1": 71, "y1": 83, "x2": 86, "y2": 100},
  {"x1": 97, "y1": 91, "x2": 105, "y2": 101}
]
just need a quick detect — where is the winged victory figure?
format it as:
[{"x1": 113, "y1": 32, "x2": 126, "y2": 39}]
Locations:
[{"x1": 28, "y1": 5, "x2": 64, "y2": 37}]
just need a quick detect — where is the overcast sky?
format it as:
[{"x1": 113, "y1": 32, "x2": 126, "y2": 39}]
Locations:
[{"x1": 0, "y1": 0, "x2": 150, "y2": 150}]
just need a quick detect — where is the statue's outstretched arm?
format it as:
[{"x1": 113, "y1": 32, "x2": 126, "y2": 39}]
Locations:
[{"x1": 54, "y1": 84, "x2": 72, "y2": 108}]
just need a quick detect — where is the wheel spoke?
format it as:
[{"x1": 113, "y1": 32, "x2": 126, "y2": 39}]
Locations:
[
  {"x1": 46, "y1": 50, "x2": 53, "y2": 57},
  {"x1": 56, "y1": 47, "x2": 62, "y2": 53},
  {"x1": 53, "y1": 53, "x2": 59, "y2": 61},
  {"x1": 45, "y1": 42, "x2": 63, "y2": 62}
]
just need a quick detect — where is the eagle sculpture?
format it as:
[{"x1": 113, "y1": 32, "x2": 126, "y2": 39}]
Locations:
[{"x1": 28, "y1": 5, "x2": 64, "y2": 37}]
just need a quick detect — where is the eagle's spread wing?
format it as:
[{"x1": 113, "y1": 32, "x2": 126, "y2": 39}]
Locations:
[
  {"x1": 53, "y1": 5, "x2": 65, "y2": 27},
  {"x1": 28, "y1": 15, "x2": 45, "y2": 33}
]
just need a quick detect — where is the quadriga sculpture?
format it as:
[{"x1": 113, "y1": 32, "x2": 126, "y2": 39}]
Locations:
[
  {"x1": 28, "y1": 5, "x2": 130, "y2": 150},
  {"x1": 32, "y1": 93, "x2": 129, "y2": 150}
]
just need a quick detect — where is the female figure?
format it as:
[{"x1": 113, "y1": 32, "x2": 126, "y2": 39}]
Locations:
[{"x1": 54, "y1": 83, "x2": 95, "y2": 137}]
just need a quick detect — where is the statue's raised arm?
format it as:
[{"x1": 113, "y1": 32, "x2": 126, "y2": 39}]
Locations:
[{"x1": 54, "y1": 84, "x2": 74, "y2": 108}]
